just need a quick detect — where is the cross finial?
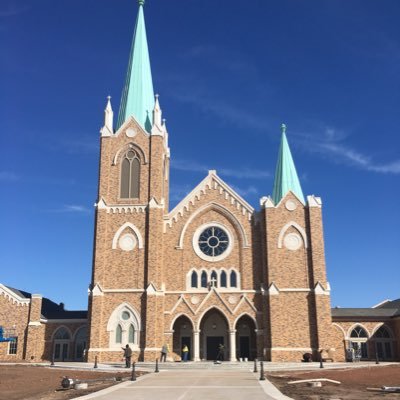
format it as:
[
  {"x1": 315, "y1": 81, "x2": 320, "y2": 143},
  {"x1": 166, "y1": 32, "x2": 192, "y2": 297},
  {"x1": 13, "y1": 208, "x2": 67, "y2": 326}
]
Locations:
[
  {"x1": 138, "y1": 0, "x2": 145, "y2": 6},
  {"x1": 281, "y1": 123, "x2": 286, "y2": 134},
  {"x1": 210, "y1": 277, "x2": 217, "y2": 288}
]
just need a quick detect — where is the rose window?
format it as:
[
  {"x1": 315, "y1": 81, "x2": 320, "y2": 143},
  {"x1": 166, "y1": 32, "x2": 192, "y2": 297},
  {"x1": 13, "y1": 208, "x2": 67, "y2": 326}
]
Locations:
[{"x1": 198, "y1": 226, "x2": 229, "y2": 257}]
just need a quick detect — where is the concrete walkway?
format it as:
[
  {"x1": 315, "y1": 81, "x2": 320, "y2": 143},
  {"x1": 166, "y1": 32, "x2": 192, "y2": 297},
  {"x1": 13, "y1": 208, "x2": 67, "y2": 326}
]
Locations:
[{"x1": 74, "y1": 369, "x2": 292, "y2": 400}]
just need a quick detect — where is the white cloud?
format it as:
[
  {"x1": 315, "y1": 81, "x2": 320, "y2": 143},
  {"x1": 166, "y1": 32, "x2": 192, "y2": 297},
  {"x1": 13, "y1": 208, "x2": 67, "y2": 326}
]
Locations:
[{"x1": 294, "y1": 126, "x2": 400, "y2": 174}]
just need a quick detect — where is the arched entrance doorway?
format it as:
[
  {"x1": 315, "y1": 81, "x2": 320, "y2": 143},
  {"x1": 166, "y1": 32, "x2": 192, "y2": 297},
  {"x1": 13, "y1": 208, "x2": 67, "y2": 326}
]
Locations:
[
  {"x1": 235, "y1": 315, "x2": 256, "y2": 361},
  {"x1": 53, "y1": 327, "x2": 71, "y2": 361},
  {"x1": 199, "y1": 308, "x2": 229, "y2": 361},
  {"x1": 172, "y1": 315, "x2": 194, "y2": 361},
  {"x1": 74, "y1": 326, "x2": 87, "y2": 361}
]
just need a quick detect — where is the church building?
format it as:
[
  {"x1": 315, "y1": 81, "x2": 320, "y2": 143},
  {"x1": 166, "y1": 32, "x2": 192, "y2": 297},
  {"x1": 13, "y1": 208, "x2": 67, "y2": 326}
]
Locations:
[
  {"x1": 1, "y1": 0, "x2": 399, "y2": 364},
  {"x1": 87, "y1": 0, "x2": 341, "y2": 363}
]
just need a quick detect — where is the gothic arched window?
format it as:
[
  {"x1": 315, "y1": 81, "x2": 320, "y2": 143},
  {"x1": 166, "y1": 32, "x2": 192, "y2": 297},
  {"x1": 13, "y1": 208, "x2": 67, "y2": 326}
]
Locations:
[
  {"x1": 211, "y1": 271, "x2": 218, "y2": 287},
  {"x1": 230, "y1": 271, "x2": 237, "y2": 288},
  {"x1": 220, "y1": 271, "x2": 227, "y2": 287},
  {"x1": 191, "y1": 271, "x2": 198, "y2": 288},
  {"x1": 116, "y1": 324, "x2": 122, "y2": 343},
  {"x1": 128, "y1": 324, "x2": 135, "y2": 343},
  {"x1": 121, "y1": 150, "x2": 140, "y2": 198},
  {"x1": 201, "y1": 271, "x2": 207, "y2": 288},
  {"x1": 350, "y1": 326, "x2": 368, "y2": 338}
]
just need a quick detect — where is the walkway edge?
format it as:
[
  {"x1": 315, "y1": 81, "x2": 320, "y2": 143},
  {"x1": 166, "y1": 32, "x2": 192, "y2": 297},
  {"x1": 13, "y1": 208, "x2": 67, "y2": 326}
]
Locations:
[
  {"x1": 72, "y1": 371, "x2": 153, "y2": 400},
  {"x1": 257, "y1": 375, "x2": 293, "y2": 400}
]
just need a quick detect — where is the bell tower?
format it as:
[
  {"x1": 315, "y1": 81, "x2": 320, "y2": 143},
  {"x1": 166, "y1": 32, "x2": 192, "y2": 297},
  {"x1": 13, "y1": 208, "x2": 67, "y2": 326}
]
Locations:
[
  {"x1": 87, "y1": 0, "x2": 170, "y2": 362},
  {"x1": 262, "y1": 124, "x2": 332, "y2": 361}
]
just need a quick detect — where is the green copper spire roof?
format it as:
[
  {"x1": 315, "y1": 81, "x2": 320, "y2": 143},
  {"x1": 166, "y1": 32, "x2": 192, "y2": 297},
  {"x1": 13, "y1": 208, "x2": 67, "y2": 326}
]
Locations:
[
  {"x1": 117, "y1": 0, "x2": 154, "y2": 132},
  {"x1": 272, "y1": 124, "x2": 305, "y2": 204}
]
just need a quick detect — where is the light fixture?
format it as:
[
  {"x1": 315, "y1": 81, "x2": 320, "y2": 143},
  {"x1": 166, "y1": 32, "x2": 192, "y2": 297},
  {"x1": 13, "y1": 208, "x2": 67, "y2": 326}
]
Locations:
[
  {"x1": 182, "y1": 324, "x2": 187, "y2": 329},
  {"x1": 212, "y1": 323, "x2": 217, "y2": 329}
]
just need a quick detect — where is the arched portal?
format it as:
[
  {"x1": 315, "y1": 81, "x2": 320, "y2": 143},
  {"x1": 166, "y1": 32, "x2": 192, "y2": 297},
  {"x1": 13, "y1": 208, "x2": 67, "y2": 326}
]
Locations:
[
  {"x1": 235, "y1": 315, "x2": 256, "y2": 361},
  {"x1": 199, "y1": 308, "x2": 229, "y2": 361},
  {"x1": 172, "y1": 315, "x2": 194, "y2": 361},
  {"x1": 74, "y1": 326, "x2": 87, "y2": 361}
]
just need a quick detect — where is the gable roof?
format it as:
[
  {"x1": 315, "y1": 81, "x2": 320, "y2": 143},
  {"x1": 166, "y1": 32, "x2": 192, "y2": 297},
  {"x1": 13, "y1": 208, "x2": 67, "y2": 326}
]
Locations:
[{"x1": 165, "y1": 170, "x2": 254, "y2": 229}]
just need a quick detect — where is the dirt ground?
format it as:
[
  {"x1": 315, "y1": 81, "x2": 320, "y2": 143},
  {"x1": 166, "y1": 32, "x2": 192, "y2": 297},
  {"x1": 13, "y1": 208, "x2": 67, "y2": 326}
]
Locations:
[
  {"x1": 0, "y1": 365, "x2": 146, "y2": 400},
  {"x1": 268, "y1": 364, "x2": 400, "y2": 400}
]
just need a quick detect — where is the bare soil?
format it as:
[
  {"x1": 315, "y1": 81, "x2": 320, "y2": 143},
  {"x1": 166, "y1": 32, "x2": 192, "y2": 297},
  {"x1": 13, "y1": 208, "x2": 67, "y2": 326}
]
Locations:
[
  {"x1": 268, "y1": 364, "x2": 400, "y2": 400},
  {"x1": 0, "y1": 365, "x2": 146, "y2": 400}
]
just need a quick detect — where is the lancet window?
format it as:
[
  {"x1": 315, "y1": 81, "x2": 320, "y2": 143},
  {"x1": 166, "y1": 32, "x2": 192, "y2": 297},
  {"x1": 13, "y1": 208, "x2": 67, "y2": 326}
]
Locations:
[{"x1": 120, "y1": 150, "x2": 140, "y2": 198}]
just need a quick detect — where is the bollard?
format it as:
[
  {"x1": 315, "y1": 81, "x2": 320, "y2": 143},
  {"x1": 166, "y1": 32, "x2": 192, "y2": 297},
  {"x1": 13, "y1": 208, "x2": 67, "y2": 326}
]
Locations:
[
  {"x1": 259, "y1": 361, "x2": 265, "y2": 381},
  {"x1": 131, "y1": 362, "x2": 136, "y2": 381},
  {"x1": 319, "y1": 357, "x2": 324, "y2": 369},
  {"x1": 50, "y1": 353, "x2": 55, "y2": 367},
  {"x1": 155, "y1": 358, "x2": 159, "y2": 373},
  {"x1": 94, "y1": 355, "x2": 98, "y2": 369},
  {"x1": 375, "y1": 353, "x2": 380, "y2": 365},
  {"x1": 253, "y1": 358, "x2": 258, "y2": 373}
]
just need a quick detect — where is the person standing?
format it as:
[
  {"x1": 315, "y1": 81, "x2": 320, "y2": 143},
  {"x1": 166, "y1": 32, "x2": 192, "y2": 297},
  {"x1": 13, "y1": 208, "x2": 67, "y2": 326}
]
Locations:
[
  {"x1": 182, "y1": 344, "x2": 189, "y2": 362},
  {"x1": 160, "y1": 343, "x2": 168, "y2": 362},
  {"x1": 122, "y1": 344, "x2": 132, "y2": 368}
]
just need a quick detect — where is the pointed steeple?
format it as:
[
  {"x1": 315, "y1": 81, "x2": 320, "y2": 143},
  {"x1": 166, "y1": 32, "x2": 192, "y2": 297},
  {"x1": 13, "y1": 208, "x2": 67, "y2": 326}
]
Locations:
[
  {"x1": 117, "y1": 0, "x2": 155, "y2": 132},
  {"x1": 272, "y1": 124, "x2": 305, "y2": 204}
]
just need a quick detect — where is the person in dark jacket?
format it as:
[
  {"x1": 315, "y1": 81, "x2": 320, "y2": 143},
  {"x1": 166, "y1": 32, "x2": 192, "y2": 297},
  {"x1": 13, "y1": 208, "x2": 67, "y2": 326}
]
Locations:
[{"x1": 122, "y1": 344, "x2": 132, "y2": 368}]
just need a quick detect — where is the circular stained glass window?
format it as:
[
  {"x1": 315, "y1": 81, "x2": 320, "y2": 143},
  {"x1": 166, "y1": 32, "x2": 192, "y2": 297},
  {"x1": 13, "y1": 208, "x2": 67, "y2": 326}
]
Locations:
[
  {"x1": 121, "y1": 311, "x2": 130, "y2": 320},
  {"x1": 198, "y1": 226, "x2": 229, "y2": 257}
]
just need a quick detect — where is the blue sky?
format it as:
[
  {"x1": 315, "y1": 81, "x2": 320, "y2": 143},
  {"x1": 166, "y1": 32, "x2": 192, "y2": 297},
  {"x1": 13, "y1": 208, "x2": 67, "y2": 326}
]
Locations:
[{"x1": 1, "y1": 0, "x2": 399, "y2": 311}]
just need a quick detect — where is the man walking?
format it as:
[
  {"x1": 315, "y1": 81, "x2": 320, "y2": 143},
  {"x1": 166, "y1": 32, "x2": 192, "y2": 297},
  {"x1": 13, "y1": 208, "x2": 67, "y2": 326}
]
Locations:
[{"x1": 160, "y1": 343, "x2": 168, "y2": 362}]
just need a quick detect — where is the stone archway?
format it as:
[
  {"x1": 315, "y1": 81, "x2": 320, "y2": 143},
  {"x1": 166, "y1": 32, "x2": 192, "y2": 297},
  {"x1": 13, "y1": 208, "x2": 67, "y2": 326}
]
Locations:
[
  {"x1": 235, "y1": 315, "x2": 256, "y2": 361},
  {"x1": 199, "y1": 308, "x2": 230, "y2": 361},
  {"x1": 172, "y1": 315, "x2": 194, "y2": 361}
]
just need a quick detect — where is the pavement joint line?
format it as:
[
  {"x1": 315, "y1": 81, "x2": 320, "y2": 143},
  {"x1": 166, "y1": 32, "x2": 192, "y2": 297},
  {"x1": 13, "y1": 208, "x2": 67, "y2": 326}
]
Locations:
[{"x1": 122, "y1": 386, "x2": 263, "y2": 389}]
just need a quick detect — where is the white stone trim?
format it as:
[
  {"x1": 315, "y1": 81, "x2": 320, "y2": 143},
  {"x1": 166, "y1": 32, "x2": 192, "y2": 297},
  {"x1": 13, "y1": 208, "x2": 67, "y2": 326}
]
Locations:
[
  {"x1": 107, "y1": 302, "x2": 141, "y2": 349},
  {"x1": 176, "y1": 202, "x2": 250, "y2": 249},
  {"x1": 51, "y1": 326, "x2": 73, "y2": 341},
  {"x1": 314, "y1": 282, "x2": 330, "y2": 295},
  {"x1": 278, "y1": 221, "x2": 308, "y2": 249},
  {"x1": 102, "y1": 288, "x2": 145, "y2": 293},
  {"x1": 275, "y1": 190, "x2": 306, "y2": 207},
  {"x1": 332, "y1": 323, "x2": 346, "y2": 338},
  {"x1": 0, "y1": 284, "x2": 30, "y2": 306},
  {"x1": 346, "y1": 323, "x2": 371, "y2": 339},
  {"x1": 372, "y1": 299, "x2": 391, "y2": 308},
  {"x1": 114, "y1": 115, "x2": 149, "y2": 138},
  {"x1": 112, "y1": 222, "x2": 144, "y2": 250},
  {"x1": 169, "y1": 313, "x2": 195, "y2": 331},
  {"x1": 268, "y1": 283, "x2": 280, "y2": 295},
  {"x1": 370, "y1": 323, "x2": 395, "y2": 338},
  {"x1": 95, "y1": 197, "x2": 147, "y2": 214},
  {"x1": 165, "y1": 170, "x2": 254, "y2": 230},
  {"x1": 307, "y1": 195, "x2": 322, "y2": 208},
  {"x1": 28, "y1": 321, "x2": 41, "y2": 326},
  {"x1": 232, "y1": 295, "x2": 258, "y2": 314},
  {"x1": 279, "y1": 288, "x2": 312, "y2": 292},
  {"x1": 196, "y1": 305, "x2": 232, "y2": 331},
  {"x1": 112, "y1": 142, "x2": 148, "y2": 165}
]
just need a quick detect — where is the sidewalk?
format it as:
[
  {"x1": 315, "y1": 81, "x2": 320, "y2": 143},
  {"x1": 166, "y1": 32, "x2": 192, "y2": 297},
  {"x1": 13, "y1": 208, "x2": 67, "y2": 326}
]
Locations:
[{"x1": 73, "y1": 369, "x2": 292, "y2": 400}]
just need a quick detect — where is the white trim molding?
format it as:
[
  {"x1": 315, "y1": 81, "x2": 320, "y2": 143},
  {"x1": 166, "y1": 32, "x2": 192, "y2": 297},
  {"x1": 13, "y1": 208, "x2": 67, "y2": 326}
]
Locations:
[
  {"x1": 112, "y1": 222, "x2": 144, "y2": 250},
  {"x1": 278, "y1": 221, "x2": 308, "y2": 249},
  {"x1": 176, "y1": 202, "x2": 250, "y2": 249},
  {"x1": 0, "y1": 284, "x2": 31, "y2": 306},
  {"x1": 165, "y1": 170, "x2": 254, "y2": 230}
]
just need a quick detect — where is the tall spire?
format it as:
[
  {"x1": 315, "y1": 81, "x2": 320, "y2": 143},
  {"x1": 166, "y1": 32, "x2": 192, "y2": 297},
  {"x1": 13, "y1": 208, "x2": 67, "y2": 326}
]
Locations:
[
  {"x1": 117, "y1": 0, "x2": 155, "y2": 132},
  {"x1": 272, "y1": 124, "x2": 305, "y2": 204}
]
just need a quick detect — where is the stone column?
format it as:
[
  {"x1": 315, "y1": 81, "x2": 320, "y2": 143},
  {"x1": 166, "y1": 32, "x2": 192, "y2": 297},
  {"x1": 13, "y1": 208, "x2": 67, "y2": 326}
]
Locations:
[
  {"x1": 229, "y1": 330, "x2": 236, "y2": 361},
  {"x1": 193, "y1": 330, "x2": 200, "y2": 361}
]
